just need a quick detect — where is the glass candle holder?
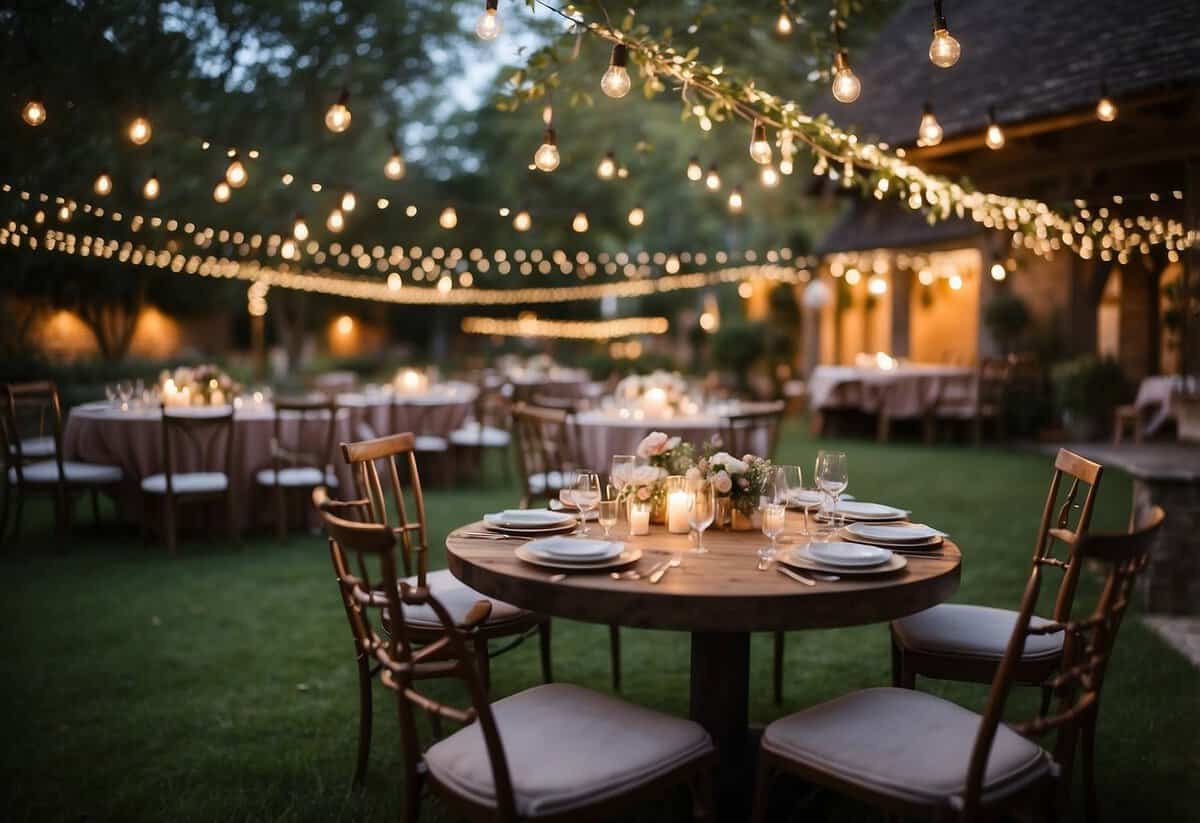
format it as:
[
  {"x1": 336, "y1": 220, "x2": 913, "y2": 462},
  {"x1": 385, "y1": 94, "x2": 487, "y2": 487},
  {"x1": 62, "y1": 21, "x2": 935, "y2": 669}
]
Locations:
[
  {"x1": 629, "y1": 500, "x2": 652, "y2": 536},
  {"x1": 665, "y1": 475, "x2": 691, "y2": 534}
]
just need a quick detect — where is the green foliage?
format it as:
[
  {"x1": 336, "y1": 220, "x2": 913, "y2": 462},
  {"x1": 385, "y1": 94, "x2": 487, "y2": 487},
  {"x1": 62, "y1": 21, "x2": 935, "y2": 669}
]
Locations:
[
  {"x1": 983, "y1": 291, "x2": 1032, "y2": 354},
  {"x1": 710, "y1": 319, "x2": 764, "y2": 381},
  {"x1": 1050, "y1": 356, "x2": 1130, "y2": 436}
]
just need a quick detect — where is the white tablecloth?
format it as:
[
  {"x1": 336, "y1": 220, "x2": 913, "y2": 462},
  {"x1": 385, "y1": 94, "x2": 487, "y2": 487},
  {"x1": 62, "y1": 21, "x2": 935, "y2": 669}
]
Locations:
[
  {"x1": 808, "y1": 364, "x2": 972, "y2": 417},
  {"x1": 1135, "y1": 375, "x2": 1198, "y2": 436}
]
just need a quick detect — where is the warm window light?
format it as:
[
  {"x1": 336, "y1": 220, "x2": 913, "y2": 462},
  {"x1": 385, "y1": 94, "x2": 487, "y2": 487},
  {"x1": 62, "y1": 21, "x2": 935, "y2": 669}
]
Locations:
[
  {"x1": 928, "y1": 1, "x2": 961, "y2": 68},
  {"x1": 918, "y1": 102, "x2": 944, "y2": 146},
  {"x1": 335, "y1": 315, "x2": 354, "y2": 335},
  {"x1": 705, "y1": 164, "x2": 721, "y2": 191},
  {"x1": 1096, "y1": 83, "x2": 1117, "y2": 122},
  {"x1": 686, "y1": 156, "x2": 703, "y2": 182},
  {"x1": 439, "y1": 207, "x2": 458, "y2": 229},
  {"x1": 475, "y1": 0, "x2": 501, "y2": 40},
  {"x1": 831, "y1": 51, "x2": 861, "y2": 103},
  {"x1": 601, "y1": 43, "x2": 632, "y2": 99},
  {"x1": 533, "y1": 128, "x2": 560, "y2": 172},
  {"x1": 513, "y1": 209, "x2": 532, "y2": 231},
  {"x1": 21, "y1": 98, "x2": 46, "y2": 126},
  {"x1": 225, "y1": 154, "x2": 248, "y2": 188},
  {"x1": 213, "y1": 180, "x2": 232, "y2": 203},
  {"x1": 760, "y1": 165, "x2": 780, "y2": 188},
  {"x1": 990, "y1": 262, "x2": 1007, "y2": 281},
  {"x1": 775, "y1": 10, "x2": 793, "y2": 36},
  {"x1": 985, "y1": 107, "x2": 1005, "y2": 150},
  {"x1": 728, "y1": 187, "x2": 744, "y2": 212},
  {"x1": 324, "y1": 89, "x2": 351, "y2": 133},
  {"x1": 341, "y1": 192, "x2": 357, "y2": 212},
  {"x1": 597, "y1": 150, "x2": 617, "y2": 179},
  {"x1": 749, "y1": 121, "x2": 772, "y2": 164},
  {"x1": 293, "y1": 214, "x2": 309, "y2": 241},
  {"x1": 326, "y1": 208, "x2": 345, "y2": 232},
  {"x1": 384, "y1": 148, "x2": 406, "y2": 180},
  {"x1": 142, "y1": 173, "x2": 160, "y2": 200},
  {"x1": 93, "y1": 172, "x2": 113, "y2": 196},
  {"x1": 128, "y1": 115, "x2": 152, "y2": 145},
  {"x1": 572, "y1": 212, "x2": 589, "y2": 233},
  {"x1": 627, "y1": 205, "x2": 645, "y2": 226}
]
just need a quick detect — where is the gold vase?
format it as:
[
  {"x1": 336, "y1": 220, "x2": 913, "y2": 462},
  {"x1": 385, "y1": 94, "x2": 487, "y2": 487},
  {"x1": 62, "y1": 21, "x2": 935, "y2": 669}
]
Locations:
[{"x1": 730, "y1": 507, "x2": 759, "y2": 531}]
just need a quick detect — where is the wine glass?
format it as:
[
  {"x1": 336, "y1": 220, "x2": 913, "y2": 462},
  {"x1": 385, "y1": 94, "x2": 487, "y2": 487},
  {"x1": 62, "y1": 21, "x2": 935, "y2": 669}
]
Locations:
[
  {"x1": 758, "y1": 502, "x2": 787, "y2": 566},
  {"x1": 571, "y1": 472, "x2": 601, "y2": 536},
  {"x1": 686, "y1": 476, "x2": 716, "y2": 554},
  {"x1": 610, "y1": 454, "x2": 636, "y2": 493},
  {"x1": 598, "y1": 500, "x2": 619, "y2": 539},
  {"x1": 775, "y1": 464, "x2": 808, "y2": 536},
  {"x1": 815, "y1": 450, "x2": 849, "y2": 529}
]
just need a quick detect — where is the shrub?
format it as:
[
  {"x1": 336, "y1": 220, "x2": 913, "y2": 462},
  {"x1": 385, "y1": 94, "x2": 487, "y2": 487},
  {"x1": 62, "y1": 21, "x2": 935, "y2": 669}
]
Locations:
[
  {"x1": 1050, "y1": 356, "x2": 1129, "y2": 439},
  {"x1": 983, "y1": 292, "x2": 1031, "y2": 354}
]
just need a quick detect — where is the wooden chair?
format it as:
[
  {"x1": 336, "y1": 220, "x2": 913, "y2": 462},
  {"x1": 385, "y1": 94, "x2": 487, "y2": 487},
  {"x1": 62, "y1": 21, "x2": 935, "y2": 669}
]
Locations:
[
  {"x1": 255, "y1": 396, "x2": 339, "y2": 540},
  {"x1": 314, "y1": 489, "x2": 716, "y2": 822},
  {"x1": 752, "y1": 504, "x2": 1165, "y2": 823},
  {"x1": 890, "y1": 449, "x2": 1103, "y2": 713},
  {"x1": 926, "y1": 359, "x2": 1008, "y2": 444},
  {"x1": 394, "y1": 396, "x2": 451, "y2": 486},
  {"x1": 1, "y1": 381, "x2": 122, "y2": 540},
  {"x1": 721, "y1": 400, "x2": 786, "y2": 459},
  {"x1": 449, "y1": 381, "x2": 513, "y2": 486},
  {"x1": 141, "y1": 405, "x2": 236, "y2": 555}
]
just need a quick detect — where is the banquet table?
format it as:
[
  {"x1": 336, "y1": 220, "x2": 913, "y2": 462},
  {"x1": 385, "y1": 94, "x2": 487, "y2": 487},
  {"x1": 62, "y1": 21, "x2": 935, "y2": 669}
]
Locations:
[
  {"x1": 1131, "y1": 374, "x2": 1198, "y2": 437},
  {"x1": 447, "y1": 514, "x2": 961, "y2": 818},
  {"x1": 573, "y1": 406, "x2": 772, "y2": 469},
  {"x1": 63, "y1": 401, "x2": 355, "y2": 530},
  {"x1": 808, "y1": 363, "x2": 973, "y2": 417},
  {"x1": 336, "y1": 381, "x2": 478, "y2": 439}
]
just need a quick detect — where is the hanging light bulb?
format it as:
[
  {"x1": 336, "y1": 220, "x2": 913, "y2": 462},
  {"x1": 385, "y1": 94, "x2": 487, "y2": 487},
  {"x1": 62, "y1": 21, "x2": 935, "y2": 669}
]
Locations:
[
  {"x1": 142, "y1": 173, "x2": 160, "y2": 200},
  {"x1": 341, "y1": 192, "x2": 357, "y2": 212},
  {"x1": 439, "y1": 207, "x2": 458, "y2": 229},
  {"x1": 93, "y1": 171, "x2": 113, "y2": 196},
  {"x1": 281, "y1": 239, "x2": 297, "y2": 259},
  {"x1": 128, "y1": 115, "x2": 152, "y2": 145},
  {"x1": 728, "y1": 187, "x2": 744, "y2": 213},
  {"x1": 572, "y1": 212, "x2": 589, "y2": 233},
  {"x1": 475, "y1": 0, "x2": 501, "y2": 40},
  {"x1": 779, "y1": 129, "x2": 795, "y2": 175},
  {"x1": 512, "y1": 209, "x2": 532, "y2": 232},
  {"x1": 985, "y1": 107, "x2": 1005, "y2": 150},
  {"x1": 775, "y1": 10, "x2": 793, "y2": 36},
  {"x1": 533, "y1": 128, "x2": 560, "y2": 172},
  {"x1": 917, "y1": 102, "x2": 944, "y2": 146},
  {"x1": 749, "y1": 121, "x2": 773, "y2": 164},
  {"x1": 213, "y1": 180, "x2": 232, "y2": 203},
  {"x1": 384, "y1": 144, "x2": 406, "y2": 179},
  {"x1": 928, "y1": 0, "x2": 961, "y2": 68},
  {"x1": 813, "y1": 154, "x2": 829, "y2": 176},
  {"x1": 597, "y1": 150, "x2": 617, "y2": 179},
  {"x1": 293, "y1": 214, "x2": 309, "y2": 241},
  {"x1": 627, "y1": 205, "x2": 645, "y2": 227},
  {"x1": 831, "y1": 51, "x2": 861, "y2": 103},
  {"x1": 601, "y1": 43, "x2": 632, "y2": 99},
  {"x1": 326, "y1": 208, "x2": 345, "y2": 232},
  {"x1": 760, "y1": 165, "x2": 780, "y2": 188},
  {"x1": 225, "y1": 153, "x2": 248, "y2": 188},
  {"x1": 21, "y1": 98, "x2": 46, "y2": 126},
  {"x1": 1096, "y1": 83, "x2": 1117, "y2": 122},
  {"x1": 705, "y1": 164, "x2": 721, "y2": 191},
  {"x1": 57, "y1": 204, "x2": 71, "y2": 222},
  {"x1": 686, "y1": 156, "x2": 703, "y2": 182},
  {"x1": 324, "y1": 89, "x2": 352, "y2": 133}
]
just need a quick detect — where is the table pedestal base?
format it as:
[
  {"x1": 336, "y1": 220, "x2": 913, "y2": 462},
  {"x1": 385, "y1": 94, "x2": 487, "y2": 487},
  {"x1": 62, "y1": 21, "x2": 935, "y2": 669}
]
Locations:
[{"x1": 690, "y1": 631, "x2": 751, "y2": 821}]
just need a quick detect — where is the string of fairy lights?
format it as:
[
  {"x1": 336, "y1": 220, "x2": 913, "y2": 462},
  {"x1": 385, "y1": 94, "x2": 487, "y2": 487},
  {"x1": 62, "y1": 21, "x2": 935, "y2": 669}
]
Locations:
[{"x1": 460, "y1": 314, "x2": 670, "y2": 339}]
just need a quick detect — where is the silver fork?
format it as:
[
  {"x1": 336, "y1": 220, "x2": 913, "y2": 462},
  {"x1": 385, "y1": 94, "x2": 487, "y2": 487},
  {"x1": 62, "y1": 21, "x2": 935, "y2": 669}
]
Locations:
[{"x1": 649, "y1": 552, "x2": 682, "y2": 584}]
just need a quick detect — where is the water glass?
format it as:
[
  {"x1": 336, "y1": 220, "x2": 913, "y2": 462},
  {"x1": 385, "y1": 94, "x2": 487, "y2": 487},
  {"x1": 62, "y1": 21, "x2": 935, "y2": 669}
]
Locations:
[
  {"x1": 572, "y1": 471, "x2": 601, "y2": 536},
  {"x1": 815, "y1": 450, "x2": 849, "y2": 528},
  {"x1": 686, "y1": 476, "x2": 716, "y2": 554},
  {"x1": 598, "y1": 500, "x2": 619, "y2": 539},
  {"x1": 759, "y1": 502, "x2": 787, "y2": 565}
]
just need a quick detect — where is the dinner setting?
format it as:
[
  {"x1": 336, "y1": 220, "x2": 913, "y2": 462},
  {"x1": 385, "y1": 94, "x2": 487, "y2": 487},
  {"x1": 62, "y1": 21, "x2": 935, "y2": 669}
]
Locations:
[{"x1": 3, "y1": 1, "x2": 1199, "y2": 822}]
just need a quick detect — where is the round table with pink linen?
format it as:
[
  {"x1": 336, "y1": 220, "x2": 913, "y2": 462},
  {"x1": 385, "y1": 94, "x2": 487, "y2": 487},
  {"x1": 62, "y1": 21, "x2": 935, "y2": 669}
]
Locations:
[
  {"x1": 335, "y1": 382, "x2": 478, "y2": 440},
  {"x1": 573, "y1": 409, "x2": 770, "y2": 471}
]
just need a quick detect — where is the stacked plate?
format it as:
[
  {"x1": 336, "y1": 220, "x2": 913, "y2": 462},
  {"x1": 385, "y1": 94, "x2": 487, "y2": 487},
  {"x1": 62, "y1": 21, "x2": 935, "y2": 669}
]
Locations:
[
  {"x1": 815, "y1": 500, "x2": 908, "y2": 523},
  {"x1": 781, "y1": 542, "x2": 908, "y2": 576},
  {"x1": 483, "y1": 509, "x2": 578, "y2": 537},
  {"x1": 516, "y1": 536, "x2": 641, "y2": 571},
  {"x1": 786, "y1": 490, "x2": 855, "y2": 510},
  {"x1": 549, "y1": 498, "x2": 598, "y2": 521},
  {"x1": 842, "y1": 521, "x2": 945, "y2": 551}
]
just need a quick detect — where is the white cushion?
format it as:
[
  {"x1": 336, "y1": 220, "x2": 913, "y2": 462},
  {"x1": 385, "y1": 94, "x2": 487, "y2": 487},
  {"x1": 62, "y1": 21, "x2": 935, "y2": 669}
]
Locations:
[
  {"x1": 255, "y1": 467, "x2": 339, "y2": 487},
  {"x1": 892, "y1": 604, "x2": 1064, "y2": 663},
  {"x1": 9, "y1": 460, "x2": 122, "y2": 485},
  {"x1": 762, "y1": 687, "x2": 1050, "y2": 807},
  {"x1": 13, "y1": 436, "x2": 56, "y2": 458},
  {"x1": 424, "y1": 683, "x2": 713, "y2": 817},
  {"x1": 394, "y1": 569, "x2": 527, "y2": 628},
  {"x1": 141, "y1": 472, "x2": 229, "y2": 495},
  {"x1": 414, "y1": 435, "x2": 449, "y2": 452},
  {"x1": 527, "y1": 471, "x2": 570, "y2": 494},
  {"x1": 449, "y1": 424, "x2": 510, "y2": 448}
]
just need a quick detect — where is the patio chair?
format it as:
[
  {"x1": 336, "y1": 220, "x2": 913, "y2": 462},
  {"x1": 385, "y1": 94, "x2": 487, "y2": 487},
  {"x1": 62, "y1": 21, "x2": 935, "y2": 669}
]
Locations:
[
  {"x1": 721, "y1": 400, "x2": 785, "y2": 459},
  {"x1": 890, "y1": 449, "x2": 1102, "y2": 714},
  {"x1": 314, "y1": 490, "x2": 716, "y2": 821},
  {"x1": 449, "y1": 379, "x2": 513, "y2": 486},
  {"x1": 393, "y1": 396, "x2": 451, "y2": 486},
  {"x1": 255, "y1": 396, "x2": 339, "y2": 540},
  {"x1": 1, "y1": 381, "x2": 122, "y2": 540},
  {"x1": 926, "y1": 359, "x2": 1007, "y2": 444},
  {"x1": 752, "y1": 504, "x2": 1164, "y2": 822},
  {"x1": 140, "y1": 405, "x2": 236, "y2": 555}
]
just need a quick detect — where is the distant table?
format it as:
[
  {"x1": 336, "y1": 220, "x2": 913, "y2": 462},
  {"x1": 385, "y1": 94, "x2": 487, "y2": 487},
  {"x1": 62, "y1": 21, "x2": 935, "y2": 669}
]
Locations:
[
  {"x1": 808, "y1": 364, "x2": 972, "y2": 417},
  {"x1": 573, "y1": 407, "x2": 772, "y2": 470},
  {"x1": 447, "y1": 515, "x2": 961, "y2": 818},
  {"x1": 336, "y1": 382, "x2": 477, "y2": 438}
]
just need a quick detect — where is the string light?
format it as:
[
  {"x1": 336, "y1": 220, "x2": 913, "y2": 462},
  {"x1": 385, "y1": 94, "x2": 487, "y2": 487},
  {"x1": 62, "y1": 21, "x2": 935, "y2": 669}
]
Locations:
[
  {"x1": 475, "y1": 0, "x2": 501, "y2": 41},
  {"x1": 533, "y1": 106, "x2": 560, "y2": 172},
  {"x1": 324, "y1": 89, "x2": 352, "y2": 133},
  {"x1": 225, "y1": 153, "x2": 248, "y2": 188},
  {"x1": 326, "y1": 208, "x2": 345, "y2": 232},
  {"x1": 462, "y1": 315, "x2": 669, "y2": 340},
  {"x1": 686, "y1": 156, "x2": 703, "y2": 182},
  {"x1": 385, "y1": 145, "x2": 406, "y2": 179},
  {"x1": 600, "y1": 43, "x2": 632, "y2": 99},
  {"x1": 928, "y1": 0, "x2": 961, "y2": 68},
  {"x1": 572, "y1": 211, "x2": 589, "y2": 232},
  {"x1": 213, "y1": 180, "x2": 232, "y2": 203},
  {"x1": 728, "y1": 187, "x2": 744, "y2": 212},
  {"x1": 1096, "y1": 83, "x2": 1117, "y2": 122},
  {"x1": 21, "y1": 98, "x2": 46, "y2": 127},
  {"x1": 387, "y1": 272, "x2": 403, "y2": 291},
  {"x1": 439, "y1": 206, "x2": 458, "y2": 229},
  {"x1": 705, "y1": 163, "x2": 721, "y2": 191},
  {"x1": 292, "y1": 214, "x2": 309, "y2": 241},
  {"x1": 93, "y1": 172, "x2": 113, "y2": 197},
  {"x1": 341, "y1": 192, "x2": 357, "y2": 212},
  {"x1": 867, "y1": 275, "x2": 888, "y2": 295},
  {"x1": 142, "y1": 173, "x2": 160, "y2": 200},
  {"x1": 760, "y1": 165, "x2": 780, "y2": 187},
  {"x1": 128, "y1": 115, "x2": 152, "y2": 145},
  {"x1": 985, "y1": 106, "x2": 1005, "y2": 150},
  {"x1": 597, "y1": 150, "x2": 617, "y2": 179},
  {"x1": 917, "y1": 102, "x2": 944, "y2": 146},
  {"x1": 990, "y1": 262, "x2": 1007, "y2": 281},
  {"x1": 627, "y1": 205, "x2": 645, "y2": 226},
  {"x1": 513, "y1": 209, "x2": 532, "y2": 231},
  {"x1": 775, "y1": 9, "x2": 793, "y2": 36},
  {"x1": 749, "y1": 121, "x2": 772, "y2": 164},
  {"x1": 831, "y1": 50, "x2": 861, "y2": 103}
]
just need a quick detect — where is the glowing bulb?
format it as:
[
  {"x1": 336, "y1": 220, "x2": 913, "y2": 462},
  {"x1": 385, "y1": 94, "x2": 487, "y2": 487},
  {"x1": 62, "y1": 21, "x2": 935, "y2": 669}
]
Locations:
[
  {"x1": 384, "y1": 150, "x2": 406, "y2": 179},
  {"x1": 213, "y1": 180, "x2": 232, "y2": 203},
  {"x1": 128, "y1": 115, "x2": 152, "y2": 145},
  {"x1": 845, "y1": 268, "x2": 861, "y2": 285},
  {"x1": 225, "y1": 155, "x2": 247, "y2": 188},
  {"x1": 705, "y1": 164, "x2": 721, "y2": 191},
  {"x1": 572, "y1": 212, "x2": 589, "y2": 233},
  {"x1": 780, "y1": 158, "x2": 794, "y2": 175},
  {"x1": 281, "y1": 239, "x2": 297, "y2": 259},
  {"x1": 831, "y1": 52, "x2": 861, "y2": 103},
  {"x1": 949, "y1": 274, "x2": 964, "y2": 291},
  {"x1": 57, "y1": 205, "x2": 71, "y2": 222},
  {"x1": 324, "y1": 90, "x2": 351, "y2": 133},
  {"x1": 1096, "y1": 95, "x2": 1117, "y2": 122},
  {"x1": 686, "y1": 156, "x2": 703, "y2": 182},
  {"x1": 437, "y1": 276, "x2": 452, "y2": 294},
  {"x1": 387, "y1": 273, "x2": 402, "y2": 291},
  {"x1": 341, "y1": 192, "x2": 357, "y2": 212},
  {"x1": 93, "y1": 172, "x2": 113, "y2": 196},
  {"x1": 439, "y1": 207, "x2": 458, "y2": 229},
  {"x1": 760, "y1": 165, "x2": 780, "y2": 187},
  {"x1": 21, "y1": 99, "x2": 46, "y2": 126},
  {"x1": 601, "y1": 44, "x2": 632, "y2": 99},
  {"x1": 142, "y1": 174, "x2": 160, "y2": 200},
  {"x1": 985, "y1": 109, "x2": 1005, "y2": 150},
  {"x1": 597, "y1": 151, "x2": 617, "y2": 179},
  {"x1": 336, "y1": 315, "x2": 354, "y2": 335},
  {"x1": 513, "y1": 209, "x2": 532, "y2": 231},
  {"x1": 749, "y1": 122, "x2": 772, "y2": 164},
  {"x1": 929, "y1": 28, "x2": 960, "y2": 68},
  {"x1": 990, "y1": 263, "x2": 1007, "y2": 281},
  {"x1": 293, "y1": 215, "x2": 309, "y2": 241},
  {"x1": 867, "y1": 275, "x2": 888, "y2": 296},
  {"x1": 775, "y1": 11, "x2": 793, "y2": 36},
  {"x1": 728, "y1": 188, "x2": 744, "y2": 212},
  {"x1": 917, "y1": 104, "x2": 943, "y2": 146},
  {"x1": 533, "y1": 128, "x2": 560, "y2": 172},
  {"x1": 627, "y1": 205, "x2": 645, "y2": 227},
  {"x1": 475, "y1": 0, "x2": 501, "y2": 40},
  {"x1": 327, "y1": 209, "x2": 345, "y2": 232}
]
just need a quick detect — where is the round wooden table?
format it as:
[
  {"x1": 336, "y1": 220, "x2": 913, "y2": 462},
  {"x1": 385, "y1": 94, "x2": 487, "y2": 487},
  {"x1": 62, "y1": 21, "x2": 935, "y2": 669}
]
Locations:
[{"x1": 447, "y1": 513, "x2": 961, "y2": 818}]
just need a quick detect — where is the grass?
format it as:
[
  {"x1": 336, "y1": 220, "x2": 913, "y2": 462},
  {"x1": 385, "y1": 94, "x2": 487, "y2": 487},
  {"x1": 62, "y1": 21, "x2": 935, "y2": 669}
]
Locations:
[{"x1": 1, "y1": 422, "x2": 1197, "y2": 822}]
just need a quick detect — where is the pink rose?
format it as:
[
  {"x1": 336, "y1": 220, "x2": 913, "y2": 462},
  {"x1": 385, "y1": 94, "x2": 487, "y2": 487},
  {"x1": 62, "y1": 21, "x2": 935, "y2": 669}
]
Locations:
[
  {"x1": 743, "y1": 454, "x2": 756, "y2": 464},
  {"x1": 636, "y1": 486, "x2": 652, "y2": 501},
  {"x1": 685, "y1": 466, "x2": 702, "y2": 484},
  {"x1": 636, "y1": 431, "x2": 670, "y2": 458},
  {"x1": 713, "y1": 471, "x2": 733, "y2": 494}
]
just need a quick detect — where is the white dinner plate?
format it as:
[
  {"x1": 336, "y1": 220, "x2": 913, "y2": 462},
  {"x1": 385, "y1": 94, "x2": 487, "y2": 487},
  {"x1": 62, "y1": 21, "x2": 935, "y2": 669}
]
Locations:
[
  {"x1": 781, "y1": 546, "x2": 908, "y2": 576},
  {"x1": 526, "y1": 536, "x2": 623, "y2": 562},
  {"x1": 485, "y1": 509, "x2": 576, "y2": 529},
  {"x1": 818, "y1": 500, "x2": 908, "y2": 522},
  {"x1": 806, "y1": 541, "x2": 893, "y2": 567},
  {"x1": 515, "y1": 545, "x2": 642, "y2": 571},
  {"x1": 549, "y1": 499, "x2": 598, "y2": 521},
  {"x1": 845, "y1": 522, "x2": 942, "y2": 543}
]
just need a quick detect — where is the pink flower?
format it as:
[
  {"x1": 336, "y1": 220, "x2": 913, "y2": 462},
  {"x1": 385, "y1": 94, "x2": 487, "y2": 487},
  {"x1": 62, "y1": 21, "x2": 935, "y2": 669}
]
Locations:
[
  {"x1": 743, "y1": 454, "x2": 757, "y2": 464},
  {"x1": 738, "y1": 477, "x2": 750, "y2": 489},
  {"x1": 685, "y1": 466, "x2": 702, "y2": 484},
  {"x1": 636, "y1": 486, "x2": 652, "y2": 501},
  {"x1": 636, "y1": 431, "x2": 670, "y2": 458},
  {"x1": 713, "y1": 471, "x2": 733, "y2": 494}
]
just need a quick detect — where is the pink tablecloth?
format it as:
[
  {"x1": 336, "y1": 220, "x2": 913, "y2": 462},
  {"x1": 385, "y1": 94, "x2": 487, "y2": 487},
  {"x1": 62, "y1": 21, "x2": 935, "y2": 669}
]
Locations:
[
  {"x1": 63, "y1": 402, "x2": 354, "y2": 529},
  {"x1": 336, "y1": 383, "x2": 477, "y2": 439},
  {"x1": 573, "y1": 411, "x2": 769, "y2": 474},
  {"x1": 808, "y1": 365, "x2": 972, "y2": 418}
]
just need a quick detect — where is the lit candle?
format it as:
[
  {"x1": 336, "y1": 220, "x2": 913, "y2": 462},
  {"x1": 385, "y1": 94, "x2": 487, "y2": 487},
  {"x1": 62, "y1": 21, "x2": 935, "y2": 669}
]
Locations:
[
  {"x1": 668, "y1": 489, "x2": 692, "y2": 534},
  {"x1": 210, "y1": 388, "x2": 225, "y2": 406},
  {"x1": 629, "y1": 501, "x2": 651, "y2": 536}
]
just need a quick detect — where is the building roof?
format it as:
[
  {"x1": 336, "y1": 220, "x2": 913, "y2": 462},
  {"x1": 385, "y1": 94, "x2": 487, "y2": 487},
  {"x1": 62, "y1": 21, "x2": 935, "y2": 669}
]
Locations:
[
  {"x1": 816, "y1": 199, "x2": 980, "y2": 255},
  {"x1": 826, "y1": 0, "x2": 1200, "y2": 147}
]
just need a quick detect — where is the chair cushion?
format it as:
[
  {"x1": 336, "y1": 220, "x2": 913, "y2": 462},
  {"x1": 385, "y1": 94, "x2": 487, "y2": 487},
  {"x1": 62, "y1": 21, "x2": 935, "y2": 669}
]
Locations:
[
  {"x1": 141, "y1": 472, "x2": 229, "y2": 495},
  {"x1": 255, "y1": 467, "x2": 339, "y2": 487},
  {"x1": 449, "y1": 424, "x2": 510, "y2": 448},
  {"x1": 762, "y1": 687, "x2": 1050, "y2": 807},
  {"x1": 424, "y1": 683, "x2": 713, "y2": 817},
  {"x1": 414, "y1": 435, "x2": 449, "y2": 452},
  {"x1": 15, "y1": 436, "x2": 56, "y2": 458},
  {"x1": 528, "y1": 471, "x2": 570, "y2": 494},
  {"x1": 892, "y1": 604, "x2": 1064, "y2": 663},
  {"x1": 396, "y1": 569, "x2": 527, "y2": 628},
  {"x1": 9, "y1": 460, "x2": 123, "y2": 485}
]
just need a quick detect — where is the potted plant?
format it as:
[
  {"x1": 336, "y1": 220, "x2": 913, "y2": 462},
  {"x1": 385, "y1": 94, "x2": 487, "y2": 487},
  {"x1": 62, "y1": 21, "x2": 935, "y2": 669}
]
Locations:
[{"x1": 1050, "y1": 356, "x2": 1129, "y2": 440}]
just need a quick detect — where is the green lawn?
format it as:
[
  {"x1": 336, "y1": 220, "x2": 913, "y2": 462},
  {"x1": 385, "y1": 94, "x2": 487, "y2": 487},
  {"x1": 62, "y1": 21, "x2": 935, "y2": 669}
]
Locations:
[{"x1": 2, "y1": 423, "x2": 1198, "y2": 822}]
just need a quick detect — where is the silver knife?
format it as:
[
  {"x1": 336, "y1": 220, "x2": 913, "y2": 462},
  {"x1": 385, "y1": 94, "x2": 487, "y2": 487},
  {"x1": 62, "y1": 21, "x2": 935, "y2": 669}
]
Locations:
[{"x1": 776, "y1": 565, "x2": 816, "y2": 586}]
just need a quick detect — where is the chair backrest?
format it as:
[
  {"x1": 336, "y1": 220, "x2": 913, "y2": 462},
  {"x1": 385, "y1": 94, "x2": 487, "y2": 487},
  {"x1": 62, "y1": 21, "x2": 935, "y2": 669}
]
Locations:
[
  {"x1": 530, "y1": 393, "x2": 587, "y2": 413},
  {"x1": 1031, "y1": 448, "x2": 1104, "y2": 623},
  {"x1": 3, "y1": 381, "x2": 65, "y2": 470},
  {"x1": 963, "y1": 504, "x2": 1165, "y2": 817},
  {"x1": 340, "y1": 432, "x2": 429, "y2": 585},
  {"x1": 272, "y1": 396, "x2": 339, "y2": 474},
  {"x1": 721, "y1": 400, "x2": 786, "y2": 459},
  {"x1": 511, "y1": 402, "x2": 578, "y2": 501},
  {"x1": 159, "y1": 406, "x2": 235, "y2": 496},
  {"x1": 314, "y1": 488, "x2": 518, "y2": 820}
]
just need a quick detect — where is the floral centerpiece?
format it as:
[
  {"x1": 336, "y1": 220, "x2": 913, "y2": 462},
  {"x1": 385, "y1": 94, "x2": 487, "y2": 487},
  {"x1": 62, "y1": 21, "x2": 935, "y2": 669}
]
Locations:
[
  {"x1": 160, "y1": 365, "x2": 239, "y2": 407},
  {"x1": 689, "y1": 448, "x2": 775, "y2": 529},
  {"x1": 614, "y1": 370, "x2": 697, "y2": 417}
]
